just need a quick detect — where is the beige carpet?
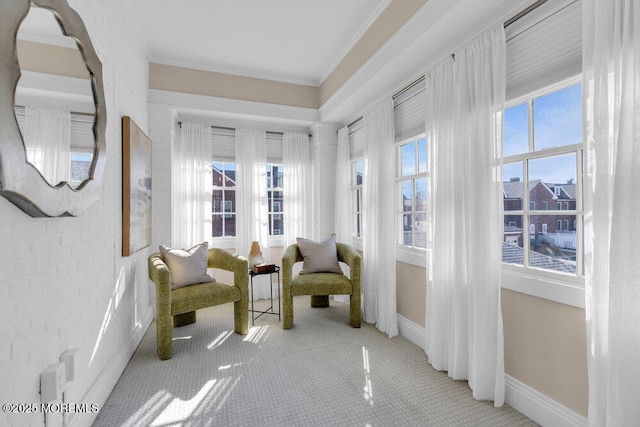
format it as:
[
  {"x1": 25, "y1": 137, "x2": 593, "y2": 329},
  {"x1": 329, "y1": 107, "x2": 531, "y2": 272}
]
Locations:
[{"x1": 94, "y1": 296, "x2": 537, "y2": 426}]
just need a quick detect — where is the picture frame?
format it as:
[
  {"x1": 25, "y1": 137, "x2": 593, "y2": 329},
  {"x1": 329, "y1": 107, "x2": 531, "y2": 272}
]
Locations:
[{"x1": 122, "y1": 116, "x2": 152, "y2": 256}]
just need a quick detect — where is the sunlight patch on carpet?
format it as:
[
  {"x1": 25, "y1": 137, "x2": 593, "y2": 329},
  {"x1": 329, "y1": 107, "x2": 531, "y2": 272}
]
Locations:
[
  {"x1": 362, "y1": 346, "x2": 374, "y2": 406},
  {"x1": 243, "y1": 325, "x2": 273, "y2": 344},
  {"x1": 207, "y1": 330, "x2": 233, "y2": 350}
]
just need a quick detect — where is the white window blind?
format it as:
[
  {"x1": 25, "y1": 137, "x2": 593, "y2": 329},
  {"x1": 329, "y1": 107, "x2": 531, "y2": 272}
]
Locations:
[
  {"x1": 211, "y1": 127, "x2": 282, "y2": 162},
  {"x1": 394, "y1": 79, "x2": 426, "y2": 142},
  {"x1": 266, "y1": 131, "x2": 283, "y2": 163},
  {"x1": 211, "y1": 126, "x2": 235, "y2": 161},
  {"x1": 14, "y1": 105, "x2": 93, "y2": 152},
  {"x1": 506, "y1": 0, "x2": 581, "y2": 101},
  {"x1": 348, "y1": 118, "x2": 365, "y2": 160},
  {"x1": 70, "y1": 113, "x2": 93, "y2": 151}
]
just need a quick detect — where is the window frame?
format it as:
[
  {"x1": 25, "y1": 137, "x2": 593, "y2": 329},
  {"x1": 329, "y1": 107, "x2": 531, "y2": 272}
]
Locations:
[
  {"x1": 395, "y1": 134, "x2": 428, "y2": 267},
  {"x1": 350, "y1": 158, "x2": 364, "y2": 245},
  {"x1": 211, "y1": 160, "x2": 237, "y2": 245},
  {"x1": 501, "y1": 76, "x2": 585, "y2": 307},
  {"x1": 266, "y1": 163, "x2": 284, "y2": 239}
]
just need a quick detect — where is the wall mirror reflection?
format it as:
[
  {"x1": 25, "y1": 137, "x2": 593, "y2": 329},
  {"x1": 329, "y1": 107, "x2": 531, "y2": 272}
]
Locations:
[
  {"x1": 0, "y1": 0, "x2": 106, "y2": 217},
  {"x1": 15, "y1": 3, "x2": 96, "y2": 189}
]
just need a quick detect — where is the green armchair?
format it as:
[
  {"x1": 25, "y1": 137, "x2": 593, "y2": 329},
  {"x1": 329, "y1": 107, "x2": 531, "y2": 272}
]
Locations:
[
  {"x1": 148, "y1": 248, "x2": 249, "y2": 360},
  {"x1": 281, "y1": 242, "x2": 361, "y2": 329}
]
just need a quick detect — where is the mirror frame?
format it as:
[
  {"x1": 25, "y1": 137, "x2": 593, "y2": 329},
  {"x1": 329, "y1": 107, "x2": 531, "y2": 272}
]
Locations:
[{"x1": 0, "y1": 0, "x2": 106, "y2": 217}]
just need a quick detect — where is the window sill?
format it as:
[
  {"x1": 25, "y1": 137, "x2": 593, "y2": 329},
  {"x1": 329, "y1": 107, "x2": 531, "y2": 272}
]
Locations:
[
  {"x1": 268, "y1": 235, "x2": 286, "y2": 247},
  {"x1": 209, "y1": 237, "x2": 236, "y2": 250},
  {"x1": 210, "y1": 236, "x2": 287, "y2": 251},
  {"x1": 501, "y1": 265, "x2": 585, "y2": 309},
  {"x1": 395, "y1": 245, "x2": 427, "y2": 268}
]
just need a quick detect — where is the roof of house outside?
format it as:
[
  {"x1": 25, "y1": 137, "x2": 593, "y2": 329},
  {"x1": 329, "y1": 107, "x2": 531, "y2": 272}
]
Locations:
[
  {"x1": 502, "y1": 242, "x2": 576, "y2": 274},
  {"x1": 503, "y1": 179, "x2": 576, "y2": 201},
  {"x1": 212, "y1": 165, "x2": 236, "y2": 184}
]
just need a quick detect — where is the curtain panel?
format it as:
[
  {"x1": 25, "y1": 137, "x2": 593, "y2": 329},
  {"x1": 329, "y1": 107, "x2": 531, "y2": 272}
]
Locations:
[
  {"x1": 235, "y1": 128, "x2": 269, "y2": 260},
  {"x1": 334, "y1": 126, "x2": 352, "y2": 305},
  {"x1": 425, "y1": 26, "x2": 506, "y2": 406},
  {"x1": 172, "y1": 123, "x2": 212, "y2": 248},
  {"x1": 283, "y1": 132, "x2": 311, "y2": 247},
  {"x1": 583, "y1": 1, "x2": 640, "y2": 424},
  {"x1": 362, "y1": 98, "x2": 398, "y2": 337},
  {"x1": 23, "y1": 106, "x2": 71, "y2": 186},
  {"x1": 235, "y1": 128, "x2": 271, "y2": 299},
  {"x1": 334, "y1": 126, "x2": 352, "y2": 245}
]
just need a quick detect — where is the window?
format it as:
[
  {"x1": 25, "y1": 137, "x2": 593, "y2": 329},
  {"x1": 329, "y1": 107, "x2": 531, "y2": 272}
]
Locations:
[
  {"x1": 502, "y1": 82, "x2": 582, "y2": 276},
  {"x1": 351, "y1": 159, "x2": 363, "y2": 238},
  {"x1": 223, "y1": 200, "x2": 233, "y2": 218},
  {"x1": 396, "y1": 136, "x2": 428, "y2": 249},
  {"x1": 267, "y1": 164, "x2": 284, "y2": 236},
  {"x1": 212, "y1": 161, "x2": 236, "y2": 237}
]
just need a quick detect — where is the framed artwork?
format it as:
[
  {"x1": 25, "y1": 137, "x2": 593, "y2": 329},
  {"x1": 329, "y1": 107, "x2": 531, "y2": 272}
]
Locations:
[{"x1": 122, "y1": 116, "x2": 152, "y2": 256}]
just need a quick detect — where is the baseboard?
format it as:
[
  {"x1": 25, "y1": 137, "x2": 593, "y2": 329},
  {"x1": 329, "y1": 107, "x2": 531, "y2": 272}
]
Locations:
[
  {"x1": 505, "y1": 375, "x2": 587, "y2": 427},
  {"x1": 67, "y1": 307, "x2": 154, "y2": 427},
  {"x1": 396, "y1": 314, "x2": 587, "y2": 427},
  {"x1": 397, "y1": 314, "x2": 425, "y2": 350}
]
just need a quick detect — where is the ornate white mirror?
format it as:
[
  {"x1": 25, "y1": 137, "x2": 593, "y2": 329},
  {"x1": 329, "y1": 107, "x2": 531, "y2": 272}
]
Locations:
[{"x1": 0, "y1": 0, "x2": 106, "y2": 217}]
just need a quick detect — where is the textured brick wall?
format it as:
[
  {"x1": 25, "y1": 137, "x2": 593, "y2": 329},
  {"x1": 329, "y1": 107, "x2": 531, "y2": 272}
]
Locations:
[
  {"x1": 149, "y1": 104, "x2": 177, "y2": 252},
  {"x1": 0, "y1": 1, "x2": 150, "y2": 425}
]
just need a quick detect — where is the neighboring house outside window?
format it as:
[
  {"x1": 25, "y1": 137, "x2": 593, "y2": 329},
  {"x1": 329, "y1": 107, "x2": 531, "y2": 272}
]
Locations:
[
  {"x1": 212, "y1": 161, "x2": 236, "y2": 237},
  {"x1": 502, "y1": 82, "x2": 582, "y2": 276},
  {"x1": 396, "y1": 136, "x2": 427, "y2": 249},
  {"x1": 267, "y1": 163, "x2": 283, "y2": 236}
]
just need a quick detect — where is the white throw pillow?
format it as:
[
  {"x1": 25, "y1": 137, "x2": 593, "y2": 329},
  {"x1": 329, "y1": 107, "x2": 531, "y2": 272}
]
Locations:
[
  {"x1": 296, "y1": 234, "x2": 343, "y2": 274},
  {"x1": 159, "y1": 242, "x2": 215, "y2": 289}
]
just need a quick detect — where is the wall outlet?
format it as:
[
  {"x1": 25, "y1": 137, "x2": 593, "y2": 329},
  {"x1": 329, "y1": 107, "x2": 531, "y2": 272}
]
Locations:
[
  {"x1": 40, "y1": 362, "x2": 66, "y2": 403},
  {"x1": 60, "y1": 348, "x2": 79, "y2": 382}
]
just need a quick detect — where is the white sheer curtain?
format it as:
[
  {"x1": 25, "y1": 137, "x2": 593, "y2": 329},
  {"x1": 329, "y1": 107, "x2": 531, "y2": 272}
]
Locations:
[
  {"x1": 23, "y1": 106, "x2": 71, "y2": 185},
  {"x1": 362, "y1": 98, "x2": 398, "y2": 337},
  {"x1": 583, "y1": 1, "x2": 640, "y2": 424},
  {"x1": 172, "y1": 123, "x2": 212, "y2": 248},
  {"x1": 333, "y1": 126, "x2": 351, "y2": 304},
  {"x1": 425, "y1": 26, "x2": 506, "y2": 406},
  {"x1": 236, "y1": 129, "x2": 270, "y2": 299},
  {"x1": 335, "y1": 126, "x2": 351, "y2": 244},
  {"x1": 283, "y1": 132, "x2": 311, "y2": 247}
]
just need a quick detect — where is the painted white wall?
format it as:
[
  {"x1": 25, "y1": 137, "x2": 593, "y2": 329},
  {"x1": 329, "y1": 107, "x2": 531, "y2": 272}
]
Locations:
[{"x1": 0, "y1": 1, "x2": 151, "y2": 425}]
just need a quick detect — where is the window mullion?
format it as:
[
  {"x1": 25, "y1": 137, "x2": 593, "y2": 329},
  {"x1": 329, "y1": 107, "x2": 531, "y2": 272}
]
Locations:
[
  {"x1": 523, "y1": 141, "x2": 531, "y2": 269},
  {"x1": 576, "y1": 148, "x2": 584, "y2": 277}
]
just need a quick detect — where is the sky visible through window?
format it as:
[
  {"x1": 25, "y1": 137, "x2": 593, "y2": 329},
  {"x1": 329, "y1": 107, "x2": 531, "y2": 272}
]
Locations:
[{"x1": 503, "y1": 84, "x2": 582, "y2": 183}]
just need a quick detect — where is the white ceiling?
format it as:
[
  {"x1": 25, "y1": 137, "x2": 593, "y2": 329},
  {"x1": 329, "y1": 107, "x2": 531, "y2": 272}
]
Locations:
[{"x1": 128, "y1": 0, "x2": 390, "y2": 86}]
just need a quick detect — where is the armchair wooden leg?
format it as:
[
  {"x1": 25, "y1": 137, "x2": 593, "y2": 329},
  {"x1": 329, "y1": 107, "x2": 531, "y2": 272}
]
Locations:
[
  {"x1": 283, "y1": 293, "x2": 294, "y2": 329},
  {"x1": 310, "y1": 295, "x2": 329, "y2": 307},
  {"x1": 173, "y1": 311, "x2": 196, "y2": 327}
]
